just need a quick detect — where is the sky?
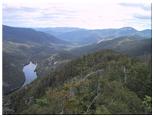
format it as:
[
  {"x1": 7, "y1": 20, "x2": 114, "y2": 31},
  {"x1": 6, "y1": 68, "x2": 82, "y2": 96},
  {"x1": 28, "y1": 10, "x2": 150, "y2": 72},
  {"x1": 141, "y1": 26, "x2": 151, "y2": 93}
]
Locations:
[{"x1": 2, "y1": 0, "x2": 152, "y2": 30}]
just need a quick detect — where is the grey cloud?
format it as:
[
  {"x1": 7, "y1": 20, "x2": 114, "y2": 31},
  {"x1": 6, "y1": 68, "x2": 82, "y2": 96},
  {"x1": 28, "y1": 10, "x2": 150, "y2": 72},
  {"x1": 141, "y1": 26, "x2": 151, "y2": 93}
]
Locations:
[
  {"x1": 19, "y1": 7, "x2": 37, "y2": 12},
  {"x1": 3, "y1": 3, "x2": 77, "y2": 20},
  {"x1": 36, "y1": 14, "x2": 59, "y2": 20},
  {"x1": 37, "y1": 7, "x2": 77, "y2": 21},
  {"x1": 41, "y1": 8, "x2": 77, "y2": 16},
  {"x1": 134, "y1": 14, "x2": 151, "y2": 20},
  {"x1": 3, "y1": 5, "x2": 37, "y2": 25},
  {"x1": 3, "y1": 5, "x2": 37, "y2": 13},
  {"x1": 36, "y1": 14, "x2": 76, "y2": 22},
  {"x1": 119, "y1": 3, "x2": 151, "y2": 11},
  {"x1": 3, "y1": 9, "x2": 23, "y2": 20}
]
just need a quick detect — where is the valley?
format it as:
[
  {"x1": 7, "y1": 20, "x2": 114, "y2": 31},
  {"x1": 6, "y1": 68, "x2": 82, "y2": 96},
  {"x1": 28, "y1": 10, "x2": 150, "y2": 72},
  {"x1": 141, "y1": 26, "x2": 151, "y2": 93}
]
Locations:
[{"x1": 2, "y1": 25, "x2": 152, "y2": 115}]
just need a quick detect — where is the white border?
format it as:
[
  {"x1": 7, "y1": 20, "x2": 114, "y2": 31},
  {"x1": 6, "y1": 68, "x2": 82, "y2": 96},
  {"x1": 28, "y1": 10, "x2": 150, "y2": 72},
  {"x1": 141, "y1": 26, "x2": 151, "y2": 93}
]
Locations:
[{"x1": 0, "y1": 0, "x2": 153, "y2": 116}]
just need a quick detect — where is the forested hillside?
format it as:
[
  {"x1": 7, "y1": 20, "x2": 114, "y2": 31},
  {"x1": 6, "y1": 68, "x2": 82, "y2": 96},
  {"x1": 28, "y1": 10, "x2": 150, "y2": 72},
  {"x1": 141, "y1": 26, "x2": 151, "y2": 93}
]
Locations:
[
  {"x1": 3, "y1": 25, "x2": 71, "y2": 94},
  {"x1": 71, "y1": 36, "x2": 151, "y2": 57},
  {"x1": 4, "y1": 50, "x2": 151, "y2": 114}
]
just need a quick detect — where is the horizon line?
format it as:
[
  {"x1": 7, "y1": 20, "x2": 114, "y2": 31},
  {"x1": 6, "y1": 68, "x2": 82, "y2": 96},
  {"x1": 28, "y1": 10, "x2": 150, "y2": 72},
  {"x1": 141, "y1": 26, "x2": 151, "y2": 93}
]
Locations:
[{"x1": 2, "y1": 24, "x2": 152, "y2": 31}]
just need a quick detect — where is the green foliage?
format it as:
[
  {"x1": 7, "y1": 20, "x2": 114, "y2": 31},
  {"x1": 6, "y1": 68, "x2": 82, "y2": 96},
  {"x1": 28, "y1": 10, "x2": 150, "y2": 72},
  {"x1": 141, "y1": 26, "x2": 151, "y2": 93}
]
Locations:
[
  {"x1": 95, "y1": 105, "x2": 111, "y2": 114},
  {"x1": 7, "y1": 50, "x2": 151, "y2": 115},
  {"x1": 126, "y1": 62, "x2": 152, "y2": 98},
  {"x1": 142, "y1": 95, "x2": 152, "y2": 114},
  {"x1": 36, "y1": 98, "x2": 48, "y2": 106}
]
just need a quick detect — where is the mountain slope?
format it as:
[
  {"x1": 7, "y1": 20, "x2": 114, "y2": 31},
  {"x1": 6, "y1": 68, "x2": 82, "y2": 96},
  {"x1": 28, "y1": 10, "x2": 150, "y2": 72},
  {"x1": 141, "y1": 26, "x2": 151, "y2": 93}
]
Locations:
[
  {"x1": 57, "y1": 29, "x2": 100, "y2": 45},
  {"x1": 4, "y1": 50, "x2": 151, "y2": 114},
  {"x1": 3, "y1": 25, "x2": 68, "y2": 44},
  {"x1": 71, "y1": 36, "x2": 152, "y2": 57},
  {"x1": 3, "y1": 25, "x2": 71, "y2": 95},
  {"x1": 36, "y1": 27, "x2": 82, "y2": 37}
]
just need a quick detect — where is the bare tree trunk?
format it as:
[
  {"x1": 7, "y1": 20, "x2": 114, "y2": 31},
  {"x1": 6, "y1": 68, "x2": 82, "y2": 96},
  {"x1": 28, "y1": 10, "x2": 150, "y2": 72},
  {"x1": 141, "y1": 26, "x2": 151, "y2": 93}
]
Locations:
[
  {"x1": 60, "y1": 100, "x2": 64, "y2": 114},
  {"x1": 123, "y1": 66, "x2": 127, "y2": 83},
  {"x1": 86, "y1": 82, "x2": 101, "y2": 113},
  {"x1": 86, "y1": 95, "x2": 98, "y2": 113}
]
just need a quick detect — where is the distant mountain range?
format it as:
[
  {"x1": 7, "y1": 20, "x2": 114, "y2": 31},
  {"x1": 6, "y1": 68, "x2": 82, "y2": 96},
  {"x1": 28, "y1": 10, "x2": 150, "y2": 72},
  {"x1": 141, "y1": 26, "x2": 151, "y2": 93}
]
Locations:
[{"x1": 36, "y1": 27, "x2": 151, "y2": 45}]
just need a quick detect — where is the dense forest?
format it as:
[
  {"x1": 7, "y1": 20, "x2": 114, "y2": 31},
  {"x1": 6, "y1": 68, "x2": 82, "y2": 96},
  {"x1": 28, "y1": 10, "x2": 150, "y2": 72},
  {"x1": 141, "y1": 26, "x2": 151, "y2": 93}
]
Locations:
[{"x1": 3, "y1": 50, "x2": 152, "y2": 114}]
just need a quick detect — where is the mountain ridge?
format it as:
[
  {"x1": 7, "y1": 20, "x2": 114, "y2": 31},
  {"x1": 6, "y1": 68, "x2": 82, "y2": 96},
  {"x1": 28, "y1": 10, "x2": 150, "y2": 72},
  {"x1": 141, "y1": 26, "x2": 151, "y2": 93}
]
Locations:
[
  {"x1": 36, "y1": 26, "x2": 151, "y2": 45},
  {"x1": 3, "y1": 25, "x2": 69, "y2": 44}
]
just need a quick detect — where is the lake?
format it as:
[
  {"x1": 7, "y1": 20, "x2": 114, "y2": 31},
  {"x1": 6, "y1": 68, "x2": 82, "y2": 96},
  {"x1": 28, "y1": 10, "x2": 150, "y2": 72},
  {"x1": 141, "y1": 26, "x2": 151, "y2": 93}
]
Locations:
[{"x1": 23, "y1": 61, "x2": 37, "y2": 86}]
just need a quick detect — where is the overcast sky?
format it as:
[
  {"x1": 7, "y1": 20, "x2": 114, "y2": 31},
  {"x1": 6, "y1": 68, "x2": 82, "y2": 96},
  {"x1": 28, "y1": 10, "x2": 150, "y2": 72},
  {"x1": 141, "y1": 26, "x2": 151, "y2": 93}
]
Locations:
[{"x1": 3, "y1": 0, "x2": 151, "y2": 30}]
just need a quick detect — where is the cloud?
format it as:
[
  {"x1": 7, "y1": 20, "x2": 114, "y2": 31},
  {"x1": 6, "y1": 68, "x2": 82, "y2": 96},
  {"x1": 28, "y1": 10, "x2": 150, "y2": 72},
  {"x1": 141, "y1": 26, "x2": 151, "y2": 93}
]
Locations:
[
  {"x1": 3, "y1": 5, "x2": 39, "y2": 21},
  {"x1": 119, "y1": 3, "x2": 151, "y2": 11},
  {"x1": 133, "y1": 14, "x2": 151, "y2": 20},
  {"x1": 2, "y1": 0, "x2": 152, "y2": 30},
  {"x1": 3, "y1": 4, "x2": 37, "y2": 13}
]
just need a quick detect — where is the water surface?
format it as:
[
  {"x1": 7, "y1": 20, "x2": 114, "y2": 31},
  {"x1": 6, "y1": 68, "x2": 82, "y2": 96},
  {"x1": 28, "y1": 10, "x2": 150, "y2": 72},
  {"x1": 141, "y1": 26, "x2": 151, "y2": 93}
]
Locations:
[{"x1": 23, "y1": 61, "x2": 37, "y2": 86}]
